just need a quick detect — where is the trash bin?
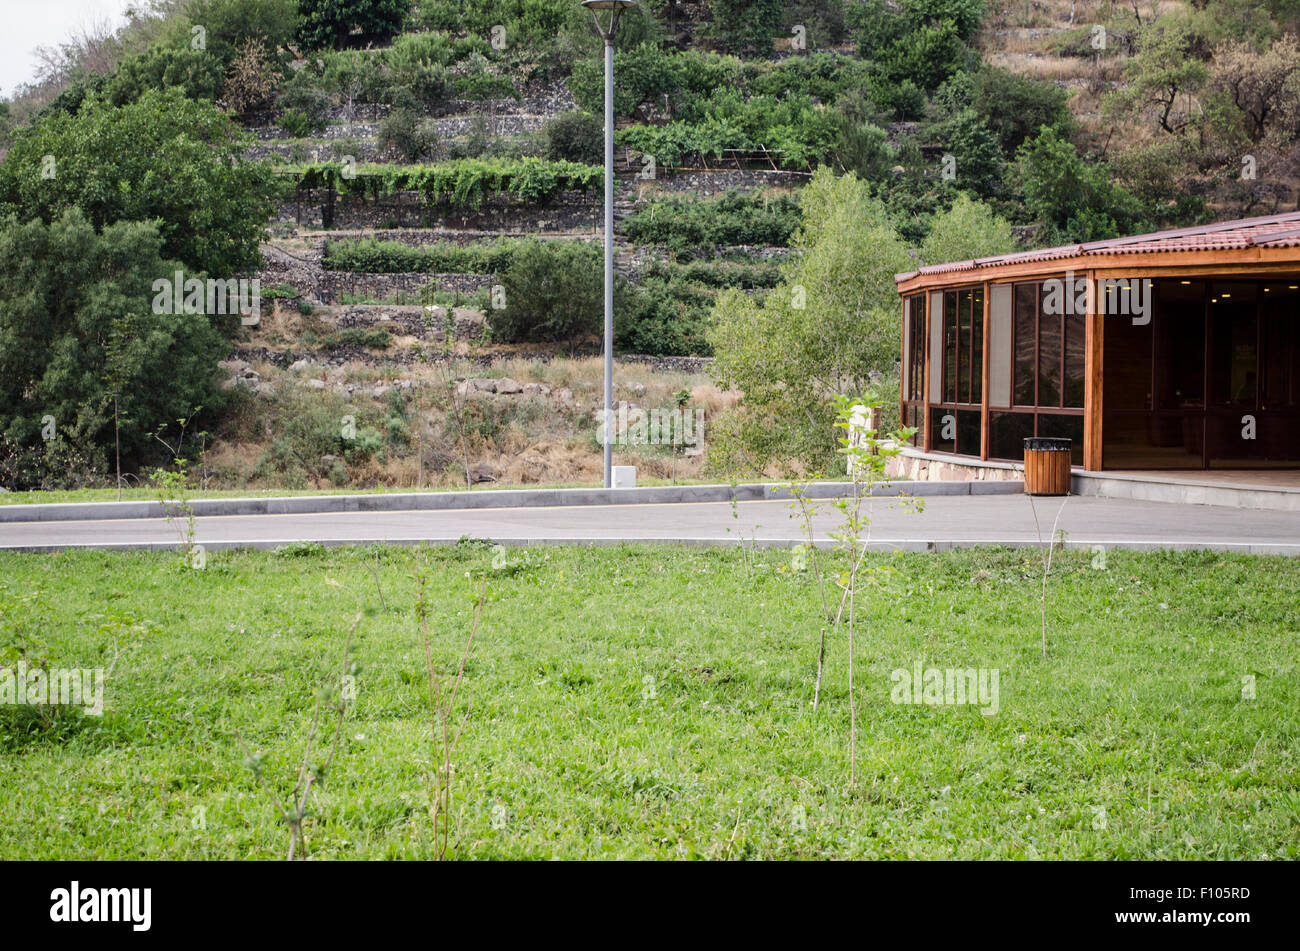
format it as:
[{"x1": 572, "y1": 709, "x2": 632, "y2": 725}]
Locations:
[{"x1": 1023, "y1": 437, "x2": 1072, "y2": 496}]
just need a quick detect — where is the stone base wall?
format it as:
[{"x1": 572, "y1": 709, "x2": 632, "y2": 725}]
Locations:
[{"x1": 886, "y1": 452, "x2": 1023, "y2": 483}]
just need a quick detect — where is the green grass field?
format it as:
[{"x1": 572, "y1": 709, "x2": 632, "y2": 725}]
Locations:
[{"x1": 1, "y1": 543, "x2": 1296, "y2": 859}]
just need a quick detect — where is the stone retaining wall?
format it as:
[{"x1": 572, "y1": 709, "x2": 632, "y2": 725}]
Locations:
[
  {"x1": 274, "y1": 188, "x2": 604, "y2": 231},
  {"x1": 320, "y1": 271, "x2": 493, "y2": 303}
]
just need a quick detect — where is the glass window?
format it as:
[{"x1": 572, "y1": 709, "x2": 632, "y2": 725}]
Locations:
[
  {"x1": 1064, "y1": 313, "x2": 1085, "y2": 408},
  {"x1": 931, "y1": 407, "x2": 955, "y2": 453},
  {"x1": 990, "y1": 411, "x2": 1035, "y2": 462},
  {"x1": 1014, "y1": 284, "x2": 1036, "y2": 405},
  {"x1": 1038, "y1": 414, "x2": 1084, "y2": 466},
  {"x1": 1261, "y1": 285, "x2": 1299, "y2": 409},
  {"x1": 958, "y1": 290, "x2": 972, "y2": 401},
  {"x1": 971, "y1": 287, "x2": 984, "y2": 405},
  {"x1": 944, "y1": 292, "x2": 958, "y2": 404},
  {"x1": 1038, "y1": 284, "x2": 1062, "y2": 407},
  {"x1": 1155, "y1": 281, "x2": 1205, "y2": 409}
]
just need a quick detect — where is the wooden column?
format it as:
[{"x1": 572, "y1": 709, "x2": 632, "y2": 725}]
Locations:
[
  {"x1": 1084, "y1": 268, "x2": 1103, "y2": 470},
  {"x1": 921, "y1": 293, "x2": 932, "y2": 452},
  {"x1": 899, "y1": 296, "x2": 907, "y2": 439},
  {"x1": 981, "y1": 281, "x2": 991, "y2": 460}
]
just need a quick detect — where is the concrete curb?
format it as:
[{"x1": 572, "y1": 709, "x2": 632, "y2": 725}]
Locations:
[
  {"x1": 0, "y1": 479, "x2": 1025, "y2": 523},
  {"x1": 3, "y1": 535, "x2": 1295, "y2": 556},
  {"x1": 1072, "y1": 471, "x2": 1300, "y2": 512}
]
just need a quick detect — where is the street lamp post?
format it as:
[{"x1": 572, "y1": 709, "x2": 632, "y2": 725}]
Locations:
[{"x1": 583, "y1": 0, "x2": 634, "y2": 489}]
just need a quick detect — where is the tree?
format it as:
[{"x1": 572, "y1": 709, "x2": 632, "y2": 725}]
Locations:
[
  {"x1": 0, "y1": 88, "x2": 276, "y2": 279},
  {"x1": 930, "y1": 109, "x2": 1004, "y2": 198},
  {"x1": 543, "y1": 111, "x2": 604, "y2": 165},
  {"x1": 1015, "y1": 127, "x2": 1143, "y2": 242},
  {"x1": 1109, "y1": 16, "x2": 1210, "y2": 135},
  {"x1": 709, "y1": 0, "x2": 785, "y2": 54},
  {"x1": 105, "y1": 47, "x2": 226, "y2": 106},
  {"x1": 1212, "y1": 33, "x2": 1300, "y2": 142},
  {"x1": 0, "y1": 210, "x2": 227, "y2": 488},
  {"x1": 901, "y1": 0, "x2": 986, "y2": 42},
  {"x1": 221, "y1": 37, "x2": 284, "y2": 113},
  {"x1": 489, "y1": 240, "x2": 631, "y2": 348},
  {"x1": 879, "y1": 20, "x2": 966, "y2": 92},
  {"x1": 296, "y1": 0, "x2": 408, "y2": 52},
  {"x1": 920, "y1": 194, "x2": 1016, "y2": 266},
  {"x1": 707, "y1": 168, "x2": 912, "y2": 475},
  {"x1": 970, "y1": 66, "x2": 1070, "y2": 152},
  {"x1": 182, "y1": 0, "x2": 300, "y2": 64}
]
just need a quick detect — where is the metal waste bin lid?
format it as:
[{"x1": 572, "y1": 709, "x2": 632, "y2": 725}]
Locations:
[{"x1": 1023, "y1": 437, "x2": 1072, "y2": 452}]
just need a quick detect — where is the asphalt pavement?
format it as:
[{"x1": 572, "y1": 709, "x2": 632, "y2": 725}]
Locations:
[{"x1": 1, "y1": 494, "x2": 1296, "y2": 554}]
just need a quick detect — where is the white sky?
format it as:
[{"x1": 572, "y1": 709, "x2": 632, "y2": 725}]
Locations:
[{"x1": 0, "y1": 0, "x2": 137, "y2": 99}]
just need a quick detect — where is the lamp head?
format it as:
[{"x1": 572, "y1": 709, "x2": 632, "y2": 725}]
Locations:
[{"x1": 582, "y1": 0, "x2": 636, "y2": 39}]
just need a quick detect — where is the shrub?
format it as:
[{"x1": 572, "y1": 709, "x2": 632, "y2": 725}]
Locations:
[
  {"x1": 322, "y1": 237, "x2": 519, "y2": 273},
  {"x1": 279, "y1": 108, "x2": 317, "y2": 137},
  {"x1": 621, "y1": 190, "x2": 802, "y2": 256},
  {"x1": 378, "y1": 108, "x2": 438, "y2": 162},
  {"x1": 971, "y1": 66, "x2": 1071, "y2": 152},
  {"x1": 183, "y1": 0, "x2": 301, "y2": 66},
  {"x1": 542, "y1": 111, "x2": 603, "y2": 165},
  {"x1": 296, "y1": 0, "x2": 408, "y2": 51},
  {"x1": 489, "y1": 239, "x2": 620, "y2": 346},
  {"x1": 880, "y1": 20, "x2": 966, "y2": 91},
  {"x1": 0, "y1": 88, "x2": 276, "y2": 277},
  {"x1": 0, "y1": 211, "x2": 228, "y2": 484},
  {"x1": 453, "y1": 72, "x2": 517, "y2": 101},
  {"x1": 384, "y1": 32, "x2": 452, "y2": 107},
  {"x1": 1015, "y1": 127, "x2": 1144, "y2": 240},
  {"x1": 325, "y1": 328, "x2": 391, "y2": 350},
  {"x1": 928, "y1": 108, "x2": 1004, "y2": 198},
  {"x1": 277, "y1": 70, "x2": 333, "y2": 129},
  {"x1": 221, "y1": 38, "x2": 284, "y2": 113},
  {"x1": 618, "y1": 277, "x2": 714, "y2": 356},
  {"x1": 709, "y1": 0, "x2": 785, "y2": 54},
  {"x1": 104, "y1": 48, "x2": 225, "y2": 106}
]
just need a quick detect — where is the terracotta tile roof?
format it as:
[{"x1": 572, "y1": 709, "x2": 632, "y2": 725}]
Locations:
[{"x1": 895, "y1": 211, "x2": 1300, "y2": 283}]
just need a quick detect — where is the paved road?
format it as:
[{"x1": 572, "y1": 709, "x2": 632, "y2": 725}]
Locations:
[{"x1": 1, "y1": 495, "x2": 1297, "y2": 554}]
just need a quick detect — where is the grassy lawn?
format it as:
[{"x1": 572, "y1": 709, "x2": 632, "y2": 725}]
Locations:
[{"x1": 0, "y1": 543, "x2": 1296, "y2": 859}]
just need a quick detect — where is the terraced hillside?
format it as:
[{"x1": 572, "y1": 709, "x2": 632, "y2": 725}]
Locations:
[{"x1": 2, "y1": 0, "x2": 1297, "y2": 491}]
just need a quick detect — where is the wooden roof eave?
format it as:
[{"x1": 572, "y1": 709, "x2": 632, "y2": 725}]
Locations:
[{"x1": 894, "y1": 246, "x2": 1300, "y2": 295}]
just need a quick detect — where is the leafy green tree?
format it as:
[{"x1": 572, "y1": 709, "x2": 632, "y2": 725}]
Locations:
[
  {"x1": 105, "y1": 48, "x2": 226, "y2": 106},
  {"x1": 707, "y1": 168, "x2": 912, "y2": 475},
  {"x1": 902, "y1": 0, "x2": 985, "y2": 40},
  {"x1": 970, "y1": 66, "x2": 1071, "y2": 152},
  {"x1": 930, "y1": 108, "x2": 1003, "y2": 198},
  {"x1": 920, "y1": 193, "x2": 1015, "y2": 266},
  {"x1": 879, "y1": 20, "x2": 966, "y2": 91},
  {"x1": 0, "y1": 88, "x2": 276, "y2": 278},
  {"x1": 0, "y1": 210, "x2": 227, "y2": 487},
  {"x1": 570, "y1": 42, "x2": 677, "y2": 119},
  {"x1": 1015, "y1": 127, "x2": 1143, "y2": 242},
  {"x1": 1108, "y1": 15, "x2": 1210, "y2": 135},
  {"x1": 183, "y1": 0, "x2": 301, "y2": 64},
  {"x1": 296, "y1": 0, "x2": 407, "y2": 51},
  {"x1": 709, "y1": 0, "x2": 785, "y2": 54},
  {"x1": 847, "y1": 0, "x2": 908, "y2": 53},
  {"x1": 543, "y1": 112, "x2": 604, "y2": 165},
  {"x1": 489, "y1": 240, "x2": 631, "y2": 348}
]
